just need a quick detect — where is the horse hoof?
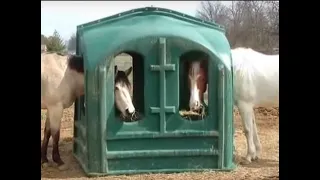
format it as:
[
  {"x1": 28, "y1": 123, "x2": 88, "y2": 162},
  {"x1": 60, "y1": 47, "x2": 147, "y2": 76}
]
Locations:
[
  {"x1": 42, "y1": 162, "x2": 50, "y2": 168},
  {"x1": 240, "y1": 158, "x2": 252, "y2": 165},
  {"x1": 253, "y1": 156, "x2": 259, "y2": 161},
  {"x1": 240, "y1": 160, "x2": 251, "y2": 165},
  {"x1": 58, "y1": 164, "x2": 69, "y2": 171}
]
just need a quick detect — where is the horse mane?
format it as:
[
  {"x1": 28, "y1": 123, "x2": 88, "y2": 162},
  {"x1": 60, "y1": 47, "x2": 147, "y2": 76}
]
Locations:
[
  {"x1": 67, "y1": 55, "x2": 84, "y2": 73},
  {"x1": 115, "y1": 71, "x2": 131, "y2": 87}
]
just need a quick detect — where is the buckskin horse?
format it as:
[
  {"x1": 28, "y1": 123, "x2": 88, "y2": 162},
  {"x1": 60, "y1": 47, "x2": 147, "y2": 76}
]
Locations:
[{"x1": 41, "y1": 53, "x2": 135, "y2": 170}]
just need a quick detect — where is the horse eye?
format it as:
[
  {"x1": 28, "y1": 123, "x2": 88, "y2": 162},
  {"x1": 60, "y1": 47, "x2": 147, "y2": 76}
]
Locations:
[{"x1": 115, "y1": 87, "x2": 119, "y2": 91}]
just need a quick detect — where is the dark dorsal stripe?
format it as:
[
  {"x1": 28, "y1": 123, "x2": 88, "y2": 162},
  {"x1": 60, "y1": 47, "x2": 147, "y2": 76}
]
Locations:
[{"x1": 67, "y1": 55, "x2": 84, "y2": 73}]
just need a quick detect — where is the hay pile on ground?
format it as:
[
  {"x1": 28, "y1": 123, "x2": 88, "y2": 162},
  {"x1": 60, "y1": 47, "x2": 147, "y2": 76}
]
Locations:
[
  {"x1": 255, "y1": 107, "x2": 279, "y2": 116},
  {"x1": 234, "y1": 107, "x2": 279, "y2": 117}
]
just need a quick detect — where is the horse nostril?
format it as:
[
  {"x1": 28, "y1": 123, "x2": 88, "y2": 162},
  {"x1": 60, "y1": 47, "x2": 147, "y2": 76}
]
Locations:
[{"x1": 126, "y1": 109, "x2": 133, "y2": 115}]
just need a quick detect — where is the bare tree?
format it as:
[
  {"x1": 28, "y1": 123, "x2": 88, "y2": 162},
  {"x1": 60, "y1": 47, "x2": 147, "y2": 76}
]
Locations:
[
  {"x1": 264, "y1": 1, "x2": 279, "y2": 50},
  {"x1": 265, "y1": 1, "x2": 279, "y2": 35},
  {"x1": 196, "y1": 1, "x2": 279, "y2": 53},
  {"x1": 196, "y1": 1, "x2": 230, "y2": 25}
]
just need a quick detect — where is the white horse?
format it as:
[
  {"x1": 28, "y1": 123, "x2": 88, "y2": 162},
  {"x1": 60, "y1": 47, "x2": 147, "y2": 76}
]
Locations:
[
  {"x1": 41, "y1": 53, "x2": 136, "y2": 170},
  {"x1": 188, "y1": 47, "x2": 279, "y2": 164}
]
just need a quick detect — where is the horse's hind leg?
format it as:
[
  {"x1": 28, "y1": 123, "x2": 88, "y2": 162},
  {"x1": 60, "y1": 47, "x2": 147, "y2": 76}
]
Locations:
[
  {"x1": 232, "y1": 107, "x2": 237, "y2": 161},
  {"x1": 238, "y1": 101, "x2": 256, "y2": 164},
  {"x1": 252, "y1": 114, "x2": 261, "y2": 160},
  {"x1": 48, "y1": 104, "x2": 68, "y2": 171},
  {"x1": 41, "y1": 114, "x2": 51, "y2": 168}
]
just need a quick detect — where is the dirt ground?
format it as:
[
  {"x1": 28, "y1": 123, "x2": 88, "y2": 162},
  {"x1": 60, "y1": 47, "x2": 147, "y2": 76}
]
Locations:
[{"x1": 41, "y1": 105, "x2": 279, "y2": 180}]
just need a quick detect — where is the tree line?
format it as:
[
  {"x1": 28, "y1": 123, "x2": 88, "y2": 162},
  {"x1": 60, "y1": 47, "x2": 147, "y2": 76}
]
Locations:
[
  {"x1": 44, "y1": 1, "x2": 278, "y2": 54},
  {"x1": 41, "y1": 30, "x2": 76, "y2": 54},
  {"x1": 196, "y1": 1, "x2": 279, "y2": 53}
]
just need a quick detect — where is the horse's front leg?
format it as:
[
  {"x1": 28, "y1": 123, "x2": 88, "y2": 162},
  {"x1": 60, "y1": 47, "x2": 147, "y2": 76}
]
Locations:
[
  {"x1": 48, "y1": 104, "x2": 68, "y2": 171},
  {"x1": 41, "y1": 115, "x2": 51, "y2": 168},
  {"x1": 238, "y1": 101, "x2": 256, "y2": 164},
  {"x1": 252, "y1": 114, "x2": 261, "y2": 160}
]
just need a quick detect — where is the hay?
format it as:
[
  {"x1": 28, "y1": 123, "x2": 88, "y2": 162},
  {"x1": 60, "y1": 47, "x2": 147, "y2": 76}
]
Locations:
[
  {"x1": 120, "y1": 111, "x2": 142, "y2": 122},
  {"x1": 179, "y1": 109, "x2": 206, "y2": 120},
  {"x1": 179, "y1": 110, "x2": 201, "y2": 116}
]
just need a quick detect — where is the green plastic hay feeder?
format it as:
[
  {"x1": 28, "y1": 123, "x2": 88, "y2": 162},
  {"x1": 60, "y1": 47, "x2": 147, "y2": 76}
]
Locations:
[{"x1": 73, "y1": 6, "x2": 235, "y2": 176}]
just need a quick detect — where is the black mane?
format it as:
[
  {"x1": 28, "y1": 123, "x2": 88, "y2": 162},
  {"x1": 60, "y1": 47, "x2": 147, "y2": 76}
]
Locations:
[
  {"x1": 67, "y1": 55, "x2": 84, "y2": 73},
  {"x1": 115, "y1": 71, "x2": 131, "y2": 87}
]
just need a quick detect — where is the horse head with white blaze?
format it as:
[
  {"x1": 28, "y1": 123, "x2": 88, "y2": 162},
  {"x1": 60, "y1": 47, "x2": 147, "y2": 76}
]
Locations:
[
  {"x1": 187, "y1": 48, "x2": 279, "y2": 164},
  {"x1": 188, "y1": 59, "x2": 208, "y2": 112},
  {"x1": 41, "y1": 53, "x2": 136, "y2": 170},
  {"x1": 114, "y1": 65, "x2": 136, "y2": 118}
]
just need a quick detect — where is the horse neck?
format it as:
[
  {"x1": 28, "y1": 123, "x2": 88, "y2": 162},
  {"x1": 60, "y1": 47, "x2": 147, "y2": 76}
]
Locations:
[{"x1": 60, "y1": 68, "x2": 85, "y2": 99}]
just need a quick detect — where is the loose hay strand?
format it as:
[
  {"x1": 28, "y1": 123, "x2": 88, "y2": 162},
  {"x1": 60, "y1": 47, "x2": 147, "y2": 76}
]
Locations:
[
  {"x1": 179, "y1": 105, "x2": 207, "y2": 121},
  {"x1": 179, "y1": 110, "x2": 202, "y2": 116}
]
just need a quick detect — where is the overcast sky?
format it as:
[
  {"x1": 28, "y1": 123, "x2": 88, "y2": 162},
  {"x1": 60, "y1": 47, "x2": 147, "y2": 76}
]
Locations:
[{"x1": 41, "y1": 1, "x2": 203, "y2": 40}]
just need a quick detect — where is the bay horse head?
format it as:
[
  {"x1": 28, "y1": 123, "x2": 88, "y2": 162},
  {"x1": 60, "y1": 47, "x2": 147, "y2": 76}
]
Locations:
[{"x1": 187, "y1": 59, "x2": 208, "y2": 112}]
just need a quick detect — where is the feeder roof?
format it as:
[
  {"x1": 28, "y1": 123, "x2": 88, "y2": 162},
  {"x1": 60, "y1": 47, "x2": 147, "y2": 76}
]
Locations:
[{"x1": 77, "y1": 7, "x2": 232, "y2": 71}]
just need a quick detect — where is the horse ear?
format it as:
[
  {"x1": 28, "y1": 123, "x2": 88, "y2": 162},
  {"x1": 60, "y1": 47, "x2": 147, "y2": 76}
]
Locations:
[
  {"x1": 125, "y1": 66, "x2": 133, "y2": 76},
  {"x1": 114, "y1": 65, "x2": 118, "y2": 76}
]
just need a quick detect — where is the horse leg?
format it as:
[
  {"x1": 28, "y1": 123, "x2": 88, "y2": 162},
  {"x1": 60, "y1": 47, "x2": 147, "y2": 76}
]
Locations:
[
  {"x1": 233, "y1": 128, "x2": 237, "y2": 162},
  {"x1": 41, "y1": 114, "x2": 51, "y2": 168},
  {"x1": 48, "y1": 104, "x2": 68, "y2": 171},
  {"x1": 232, "y1": 108, "x2": 237, "y2": 161},
  {"x1": 252, "y1": 114, "x2": 261, "y2": 160},
  {"x1": 238, "y1": 101, "x2": 256, "y2": 164}
]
